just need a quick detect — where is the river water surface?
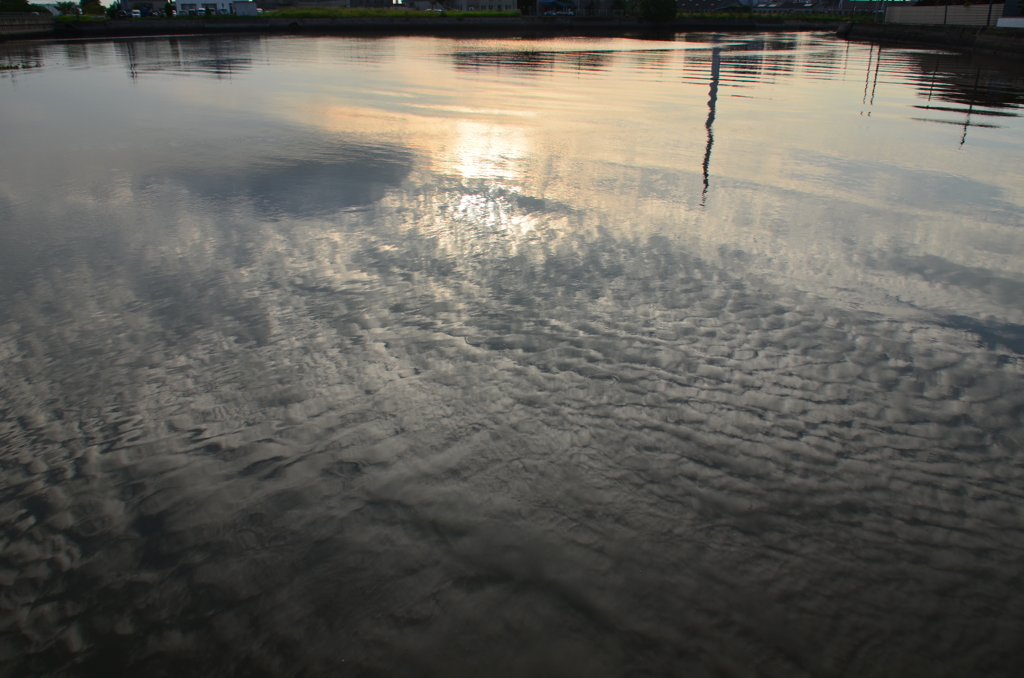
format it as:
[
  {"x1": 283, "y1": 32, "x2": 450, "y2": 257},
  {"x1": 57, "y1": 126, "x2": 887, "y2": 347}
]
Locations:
[{"x1": 1, "y1": 32, "x2": 1024, "y2": 678}]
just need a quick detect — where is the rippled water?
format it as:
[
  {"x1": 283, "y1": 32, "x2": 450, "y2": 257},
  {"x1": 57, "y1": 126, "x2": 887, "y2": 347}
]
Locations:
[{"x1": 2, "y1": 32, "x2": 1024, "y2": 677}]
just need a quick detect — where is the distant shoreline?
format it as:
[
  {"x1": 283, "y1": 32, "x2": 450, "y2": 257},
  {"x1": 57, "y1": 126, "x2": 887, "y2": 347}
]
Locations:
[
  {"x1": 44, "y1": 16, "x2": 845, "y2": 40},
  {"x1": 6, "y1": 15, "x2": 1023, "y2": 57},
  {"x1": 841, "y1": 21, "x2": 1024, "y2": 58}
]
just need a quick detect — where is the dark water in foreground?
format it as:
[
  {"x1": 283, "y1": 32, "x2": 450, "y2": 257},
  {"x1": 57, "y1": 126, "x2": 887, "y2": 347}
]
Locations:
[{"x1": 2, "y1": 32, "x2": 1024, "y2": 677}]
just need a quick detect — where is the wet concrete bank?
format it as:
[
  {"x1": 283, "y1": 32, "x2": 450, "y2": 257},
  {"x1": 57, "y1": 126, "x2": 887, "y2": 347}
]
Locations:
[
  {"x1": 0, "y1": 12, "x2": 55, "y2": 39},
  {"x1": 841, "y1": 21, "x2": 1024, "y2": 57},
  {"x1": 48, "y1": 16, "x2": 843, "y2": 39}
]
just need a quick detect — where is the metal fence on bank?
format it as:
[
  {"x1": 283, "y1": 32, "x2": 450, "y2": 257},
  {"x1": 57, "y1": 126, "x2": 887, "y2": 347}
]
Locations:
[{"x1": 885, "y1": 3, "x2": 1004, "y2": 26}]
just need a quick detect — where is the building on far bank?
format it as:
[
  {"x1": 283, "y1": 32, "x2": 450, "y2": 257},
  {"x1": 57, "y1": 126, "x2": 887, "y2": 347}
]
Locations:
[
  {"x1": 444, "y1": 0, "x2": 518, "y2": 8},
  {"x1": 174, "y1": 0, "x2": 261, "y2": 13},
  {"x1": 258, "y1": 0, "x2": 394, "y2": 8},
  {"x1": 536, "y1": 0, "x2": 575, "y2": 12},
  {"x1": 403, "y1": 1, "x2": 448, "y2": 9},
  {"x1": 676, "y1": 0, "x2": 746, "y2": 11},
  {"x1": 174, "y1": 1, "x2": 226, "y2": 13},
  {"x1": 120, "y1": 0, "x2": 165, "y2": 15},
  {"x1": 523, "y1": 0, "x2": 618, "y2": 15}
]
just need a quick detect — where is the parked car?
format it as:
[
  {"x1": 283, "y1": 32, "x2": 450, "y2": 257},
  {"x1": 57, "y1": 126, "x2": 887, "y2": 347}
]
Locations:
[{"x1": 131, "y1": 8, "x2": 141, "y2": 16}]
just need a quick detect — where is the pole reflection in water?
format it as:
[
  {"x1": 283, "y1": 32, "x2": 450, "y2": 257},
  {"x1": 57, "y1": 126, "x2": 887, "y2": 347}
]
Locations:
[
  {"x1": 962, "y1": 68, "x2": 981, "y2": 146},
  {"x1": 870, "y1": 45, "x2": 882, "y2": 107},
  {"x1": 701, "y1": 45, "x2": 720, "y2": 206}
]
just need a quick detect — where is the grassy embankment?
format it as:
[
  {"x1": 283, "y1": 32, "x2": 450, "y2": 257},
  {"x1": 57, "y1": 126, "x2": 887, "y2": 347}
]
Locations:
[
  {"x1": 673, "y1": 8, "x2": 876, "y2": 21},
  {"x1": 263, "y1": 8, "x2": 522, "y2": 18},
  {"x1": 53, "y1": 8, "x2": 521, "y2": 19},
  {"x1": 738, "y1": 11, "x2": 876, "y2": 21},
  {"x1": 52, "y1": 8, "x2": 870, "y2": 22},
  {"x1": 260, "y1": 8, "x2": 868, "y2": 20}
]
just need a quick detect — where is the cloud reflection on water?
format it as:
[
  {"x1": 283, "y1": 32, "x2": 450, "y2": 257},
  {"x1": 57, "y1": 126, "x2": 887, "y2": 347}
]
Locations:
[{"x1": 158, "y1": 142, "x2": 415, "y2": 219}]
